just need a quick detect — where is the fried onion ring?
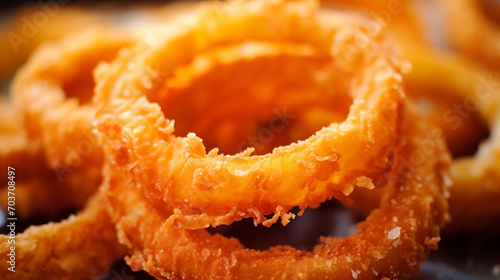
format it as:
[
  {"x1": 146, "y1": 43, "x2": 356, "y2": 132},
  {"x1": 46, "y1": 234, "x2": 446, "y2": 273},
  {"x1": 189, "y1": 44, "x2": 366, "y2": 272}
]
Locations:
[
  {"x1": 6, "y1": 27, "x2": 133, "y2": 219},
  {"x1": 95, "y1": 0, "x2": 408, "y2": 229},
  {"x1": 317, "y1": 0, "x2": 500, "y2": 232},
  {"x1": 0, "y1": 27, "x2": 132, "y2": 280},
  {"x1": 103, "y1": 83, "x2": 450, "y2": 280},
  {"x1": 0, "y1": 98, "x2": 101, "y2": 220},
  {"x1": 94, "y1": 1, "x2": 450, "y2": 278},
  {"x1": 0, "y1": 5, "x2": 110, "y2": 84}
]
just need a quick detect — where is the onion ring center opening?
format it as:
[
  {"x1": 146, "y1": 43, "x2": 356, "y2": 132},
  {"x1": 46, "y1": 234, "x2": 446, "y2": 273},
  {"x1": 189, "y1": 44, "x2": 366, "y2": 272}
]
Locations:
[
  {"x1": 145, "y1": 43, "x2": 353, "y2": 155},
  {"x1": 143, "y1": 43, "x2": 364, "y2": 247},
  {"x1": 207, "y1": 200, "x2": 360, "y2": 251}
]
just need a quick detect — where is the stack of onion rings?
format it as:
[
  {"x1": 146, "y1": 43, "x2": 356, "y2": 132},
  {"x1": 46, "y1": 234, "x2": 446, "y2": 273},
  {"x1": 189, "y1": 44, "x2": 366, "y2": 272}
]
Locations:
[
  {"x1": 9, "y1": 0, "x2": 500, "y2": 278},
  {"x1": 95, "y1": 0, "x2": 451, "y2": 278}
]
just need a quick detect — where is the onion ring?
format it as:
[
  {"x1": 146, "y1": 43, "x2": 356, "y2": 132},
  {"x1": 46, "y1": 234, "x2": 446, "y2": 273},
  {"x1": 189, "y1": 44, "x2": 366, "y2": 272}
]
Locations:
[
  {"x1": 0, "y1": 27, "x2": 131, "y2": 280},
  {"x1": 95, "y1": 0, "x2": 407, "y2": 229},
  {"x1": 401, "y1": 43, "x2": 500, "y2": 232},
  {"x1": 6, "y1": 27, "x2": 133, "y2": 219},
  {"x1": 0, "y1": 96, "x2": 100, "y2": 219}
]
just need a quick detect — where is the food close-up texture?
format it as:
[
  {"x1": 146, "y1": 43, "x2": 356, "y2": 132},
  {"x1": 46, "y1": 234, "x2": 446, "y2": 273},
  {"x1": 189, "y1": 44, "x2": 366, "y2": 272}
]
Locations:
[{"x1": 0, "y1": 0, "x2": 499, "y2": 279}]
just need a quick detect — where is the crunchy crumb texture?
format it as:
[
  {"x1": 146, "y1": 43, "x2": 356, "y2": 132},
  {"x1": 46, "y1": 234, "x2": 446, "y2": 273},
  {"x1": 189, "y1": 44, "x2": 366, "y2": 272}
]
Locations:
[
  {"x1": 96, "y1": 0, "x2": 451, "y2": 279},
  {"x1": 8, "y1": 0, "x2": 500, "y2": 278}
]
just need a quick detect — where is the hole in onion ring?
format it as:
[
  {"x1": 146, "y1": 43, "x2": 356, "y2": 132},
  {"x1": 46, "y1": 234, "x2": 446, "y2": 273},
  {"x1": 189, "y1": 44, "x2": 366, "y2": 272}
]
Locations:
[
  {"x1": 146, "y1": 44, "x2": 353, "y2": 155},
  {"x1": 207, "y1": 200, "x2": 361, "y2": 251}
]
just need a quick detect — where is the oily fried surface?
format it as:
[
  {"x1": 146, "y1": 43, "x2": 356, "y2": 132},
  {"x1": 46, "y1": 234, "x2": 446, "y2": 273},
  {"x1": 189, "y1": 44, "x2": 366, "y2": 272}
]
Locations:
[{"x1": 321, "y1": 0, "x2": 500, "y2": 233}]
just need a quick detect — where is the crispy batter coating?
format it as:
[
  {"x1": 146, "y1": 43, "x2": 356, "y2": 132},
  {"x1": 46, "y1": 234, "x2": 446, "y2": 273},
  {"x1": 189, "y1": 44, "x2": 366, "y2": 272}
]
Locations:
[
  {"x1": 104, "y1": 100, "x2": 450, "y2": 280},
  {"x1": 95, "y1": 0, "x2": 406, "y2": 229},
  {"x1": 0, "y1": 191, "x2": 125, "y2": 280},
  {"x1": 322, "y1": 0, "x2": 500, "y2": 233}
]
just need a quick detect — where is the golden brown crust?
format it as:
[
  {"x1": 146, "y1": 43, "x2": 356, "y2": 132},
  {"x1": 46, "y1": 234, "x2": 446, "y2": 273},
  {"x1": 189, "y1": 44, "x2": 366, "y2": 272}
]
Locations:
[
  {"x1": 95, "y1": 1, "x2": 451, "y2": 278},
  {"x1": 95, "y1": 0, "x2": 407, "y2": 229},
  {"x1": 437, "y1": 0, "x2": 500, "y2": 71}
]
